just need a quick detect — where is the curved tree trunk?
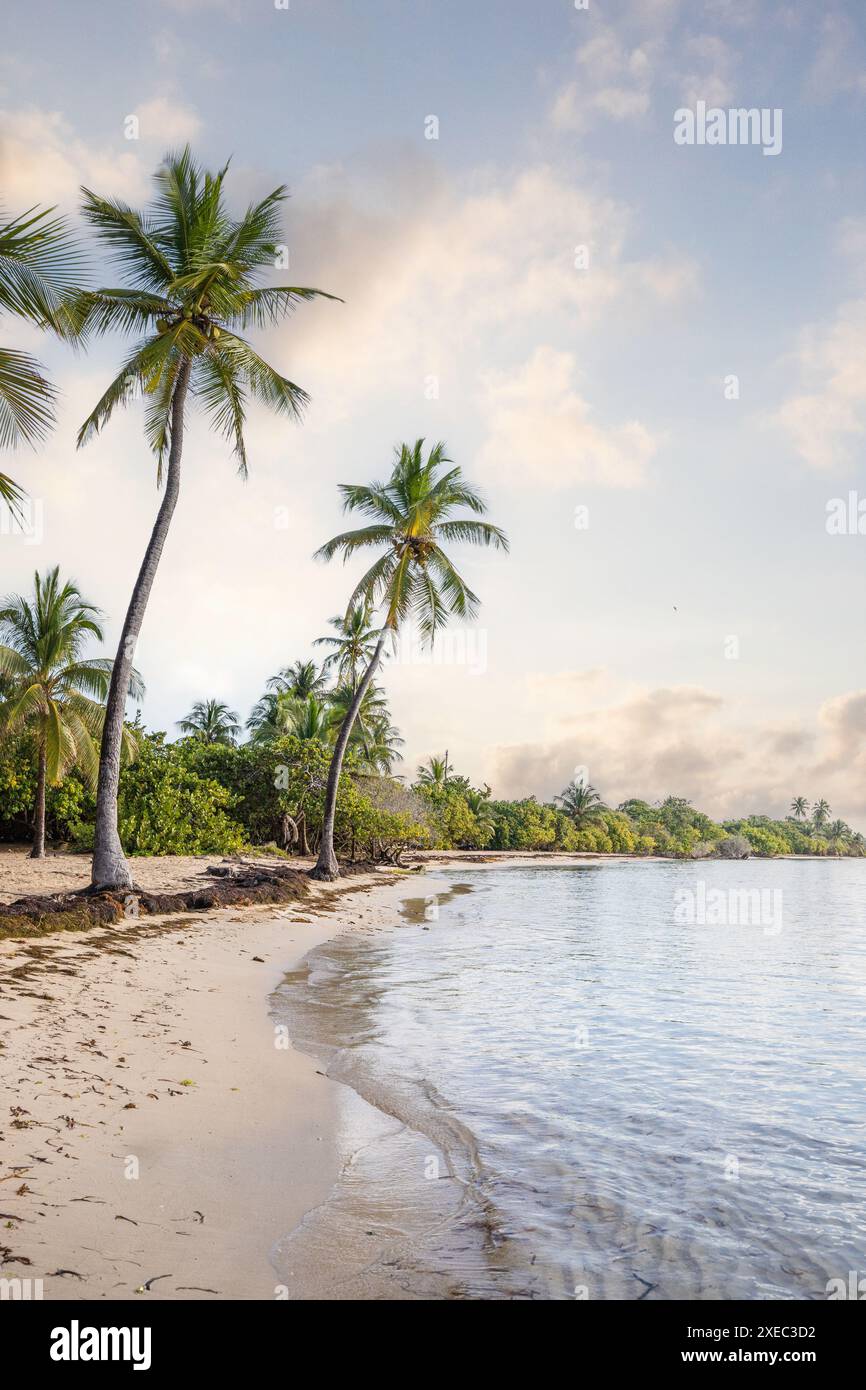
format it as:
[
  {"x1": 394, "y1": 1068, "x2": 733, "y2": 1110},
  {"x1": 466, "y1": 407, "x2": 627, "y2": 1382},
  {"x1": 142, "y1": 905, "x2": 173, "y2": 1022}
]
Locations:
[
  {"x1": 311, "y1": 629, "x2": 388, "y2": 881},
  {"x1": 90, "y1": 362, "x2": 191, "y2": 890},
  {"x1": 30, "y1": 737, "x2": 47, "y2": 859}
]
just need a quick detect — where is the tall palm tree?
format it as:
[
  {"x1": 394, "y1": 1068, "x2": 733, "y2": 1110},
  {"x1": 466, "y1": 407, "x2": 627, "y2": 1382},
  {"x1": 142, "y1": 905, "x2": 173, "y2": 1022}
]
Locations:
[
  {"x1": 0, "y1": 205, "x2": 83, "y2": 514},
  {"x1": 554, "y1": 779, "x2": 604, "y2": 829},
  {"x1": 790, "y1": 796, "x2": 809, "y2": 820},
  {"x1": 177, "y1": 697, "x2": 240, "y2": 745},
  {"x1": 73, "y1": 147, "x2": 337, "y2": 890},
  {"x1": 267, "y1": 658, "x2": 328, "y2": 701},
  {"x1": 416, "y1": 754, "x2": 451, "y2": 790},
  {"x1": 310, "y1": 439, "x2": 508, "y2": 879},
  {"x1": 314, "y1": 604, "x2": 379, "y2": 692},
  {"x1": 0, "y1": 568, "x2": 143, "y2": 857},
  {"x1": 812, "y1": 799, "x2": 831, "y2": 831}
]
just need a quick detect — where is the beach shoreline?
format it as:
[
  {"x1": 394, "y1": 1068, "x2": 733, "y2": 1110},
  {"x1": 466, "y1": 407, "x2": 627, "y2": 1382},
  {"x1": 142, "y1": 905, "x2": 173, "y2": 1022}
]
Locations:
[{"x1": 0, "y1": 852, "x2": 423, "y2": 1301}]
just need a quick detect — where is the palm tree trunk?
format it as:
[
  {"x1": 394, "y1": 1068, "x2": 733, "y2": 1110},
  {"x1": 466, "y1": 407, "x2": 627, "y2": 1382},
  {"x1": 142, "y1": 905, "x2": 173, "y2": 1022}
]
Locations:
[
  {"x1": 311, "y1": 629, "x2": 388, "y2": 881},
  {"x1": 90, "y1": 361, "x2": 191, "y2": 890},
  {"x1": 30, "y1": 737, "x2": 47, "y2": 859}
]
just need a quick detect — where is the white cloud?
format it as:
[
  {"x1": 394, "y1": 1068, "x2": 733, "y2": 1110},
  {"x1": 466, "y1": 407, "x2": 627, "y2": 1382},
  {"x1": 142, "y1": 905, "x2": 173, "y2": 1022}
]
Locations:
[
  {"x1": 491, "y1": 678, "x2": 866, "y2": 825},
  {"x1": 550, "y1": 29, "x2": 656, "y2": 132},
  {"x1": 475, "y1": 347, "x2": 658, "y2": 490},
  {"x1": 774, "y1": 296, "x2": 866, "y2": 469},
  {"x1": 132, "y1": 95, "x2": 202, "y2": 146}
]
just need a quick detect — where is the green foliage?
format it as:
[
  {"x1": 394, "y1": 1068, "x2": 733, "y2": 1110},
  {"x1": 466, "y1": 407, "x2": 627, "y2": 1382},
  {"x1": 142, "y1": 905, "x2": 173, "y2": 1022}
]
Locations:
[{"x1": 114, "y1": 732, "x2": 245, "y2": 855}]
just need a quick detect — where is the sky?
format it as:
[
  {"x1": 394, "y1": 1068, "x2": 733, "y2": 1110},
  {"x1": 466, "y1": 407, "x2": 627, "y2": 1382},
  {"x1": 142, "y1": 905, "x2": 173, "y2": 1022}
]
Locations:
[{"x1": 2, "y1": 0, "x2": 866, "y2": 823}]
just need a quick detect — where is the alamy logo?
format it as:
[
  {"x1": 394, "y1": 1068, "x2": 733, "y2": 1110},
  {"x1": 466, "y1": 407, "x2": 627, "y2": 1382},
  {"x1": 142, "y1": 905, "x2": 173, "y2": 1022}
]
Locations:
[
  {"x1": 827, "y1": 1271, "x2": 866, "y2": 1300},
  {"x1": 674, "y1": 102, "x2": 782, "y2": 157},
  {"x1": 49, "y1": 1321, "x2": 152, "y2": 1372},
  {"x1": 674, "y1": 881, "x2": 782, "y2": 935}
]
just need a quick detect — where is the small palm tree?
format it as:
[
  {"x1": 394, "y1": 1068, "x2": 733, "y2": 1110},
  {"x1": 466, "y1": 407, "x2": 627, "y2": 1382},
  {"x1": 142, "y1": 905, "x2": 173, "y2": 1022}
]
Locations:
[
  {"x1": 790, "y1": 796, "x2": 809, "y2": 820},
  {"x1": 73, "y1": 147, "x2": 338, "y2": 889},
  {"x1": 327, "y1": 680, "x2": 396, "y2": 769},
  {"x1": 289, "y1": 694, "x2": 330, "y2": 742},
  {"x1": 827, "y1": 820, "x2": 850, "y2": 854},
  {"x1": 177, "y1": 698, "x2": 240, "y2": 745},
  {"x1": 812, "y1": 799, "x2": 831, "y2": 831},
  {"x1": 310, "y1": 439, "x2": 508, "y2": 879},
  {"x1": 246, "y1": 689, "x2": 295, "y2": 745},
  {"x1": 0, "y1": 205, "x2": 83, "y2": 514},
  {"x1": 314, "y1": 604, "x2": 379, "y2": 692},
  {"x1": 361, "y1": 714, "x2": 404, "y2": 775},
  {"x1": 417, "y1": 754, "x2": 451, "y2": 790},
  {"x1": 555, "y1": 779, "x2": 603, "y2": 828},
  {"x1": 267, "y1": 659, "x2": 328, "y2": 701},
  {"x1": 465, "y1": 787, "x2": 496, "y2": 844},
  {"x1": 0, "y1": 567, "x2": 143, "y2": 857}
]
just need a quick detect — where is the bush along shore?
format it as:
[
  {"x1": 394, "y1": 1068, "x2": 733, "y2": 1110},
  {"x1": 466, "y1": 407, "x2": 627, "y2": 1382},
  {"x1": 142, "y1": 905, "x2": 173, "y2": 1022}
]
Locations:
[{"x1": 0, "y1": 722, "x2": 861, "y2": 869}]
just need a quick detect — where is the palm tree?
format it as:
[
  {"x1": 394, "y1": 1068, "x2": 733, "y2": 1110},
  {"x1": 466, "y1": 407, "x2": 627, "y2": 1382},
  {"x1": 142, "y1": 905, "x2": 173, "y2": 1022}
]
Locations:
[
  {"x1": 0, "y1": 568, "x2": 143, "y2": 857},
  {"x1": 314, "y1": 604, "x2": 379, "y2": 692},
  {"x1": 827, "y1": 820, "x2": 850, "y2": 855},
  {"x1": 416, "y1": 754, "x2": 450, "y2": 790},
  {"x1": 73, "y1": 147, "x2": 337, "y2": 890},
  {"x1": 177, "y1": 698, "x2": 240, "y2": 745},
  {"x1": 554, "y1": 779, "x2": 603, "y2": 829},
  {"x1": 465, "y1": 787, "x2": 496, "y2": 844},
  {"x1": 289, "y1": 694, "x2": 330, "y2": 742},
  {"x1": 267, "y1": 659, "x2": 328, "y2": 701},
  {"x1": 812, "y1": 799, "x2": 831, "y2": 831},
  {"x1": 0, "y1": 205, "x2": 83, "y2": 514},
  {"x1": 790, "y1": 796, "x2": 809, "y2": 820},
  {"x1": 362, "y1": 714, "x2": 404, "y2": 775},
  {"x1": 310, "y1": 438, "x2": 508, "y2": 879}
]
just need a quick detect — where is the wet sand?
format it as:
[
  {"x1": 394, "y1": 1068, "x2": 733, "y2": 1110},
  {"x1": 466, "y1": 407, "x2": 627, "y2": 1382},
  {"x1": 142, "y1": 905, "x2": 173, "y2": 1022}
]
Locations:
[{"x1": 0, "y1": 852, "x2": 418, "y2": 1300}]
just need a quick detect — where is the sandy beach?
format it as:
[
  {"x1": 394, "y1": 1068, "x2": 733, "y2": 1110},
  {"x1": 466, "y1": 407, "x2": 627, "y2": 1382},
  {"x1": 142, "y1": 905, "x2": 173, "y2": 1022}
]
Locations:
[{"x1": 0, "y1": 849, "x2": 419, "y2": 1300}]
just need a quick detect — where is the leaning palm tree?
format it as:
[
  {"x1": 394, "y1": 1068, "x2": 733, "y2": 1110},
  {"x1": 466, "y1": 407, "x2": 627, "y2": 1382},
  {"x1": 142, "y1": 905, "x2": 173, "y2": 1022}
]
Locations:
[
  {"x1": 0, "y1": 568, "x2": 143, "y2": 857},
  {"x1": 267, "y1": 658, "x2": 328, "y2": 701},
  {"x1": 790, "y1": 796, "x2": 809, "y2": 820},
  {"x1": 310, "y1": 439, "x2": 508, "y2": 879},
  {"x1": 177, "y1": 697, "x2": 241, "y2": 745},
  {"x1": 554, "y1": 779, "x2": 604, "y2": 828},
  {"x1": 0, "y1": 205, "x2": 83, "y2": 514},
  {"x1": 73, "y1": 147, "x2": 337, "y2": 889},
  {"x1": 314, "y1": 604, "x2": 379, "y2": 693}
]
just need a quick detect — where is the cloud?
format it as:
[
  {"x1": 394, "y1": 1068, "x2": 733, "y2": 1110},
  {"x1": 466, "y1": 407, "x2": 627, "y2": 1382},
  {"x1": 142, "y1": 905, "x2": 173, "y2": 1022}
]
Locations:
[
  {"x1": 676, "y1": 34, "x2": 736, "y2": 108},
  {"x1": 282, "y1": 159, "x2": 697, "y2": 424},
  {"x1": 490, "y1": 677, "x2": 866, "y2": 826},
  {"x1": 475, "y1": 347, "x2": 658, "y2": 490},
  {"x1": 131, "y1": 95, "x2": 202, "y2": 146},
  {"x1": 0, "y1": 96, "x2": 201, "y2": 213},
  {"x1": 774, "y1": 296, "x2": 866, "y2": 469},
  {"x1": 807, "y1": 13, "x2": 866, "y2": 102},
  {"x1": 550, "y1": 28, "x2": 656, "y2": 132}
]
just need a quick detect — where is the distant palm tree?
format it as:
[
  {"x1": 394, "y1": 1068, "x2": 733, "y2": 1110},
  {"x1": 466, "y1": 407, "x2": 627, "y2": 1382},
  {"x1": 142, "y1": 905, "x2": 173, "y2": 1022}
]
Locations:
[
  {"x1": 267, "y1": 658, "x2": 328, "y2": 702},
  {"x1": 465, "y1": 787, "x2": 496, "y2": 844},
  {"x1": 0, "y1": 205, "x2": 82, "y2": 514},
  {"x1": 73, "y1": 146, "x2": 337, "y2": 890},
  {"x1": 417, "y1": 754, "x2": 450, "y2": 790},
  {"x1": 362, "y1": 714, "x2": 404, "y2": 775},
  {"x1": 310, "y1": 439, "x2": 508, "y2": 879},
  {"x1": 245, "y1": 690, "x2": 294, "y2": 745},
  {"x1": 555, "y1": 779, "x2": 603, "y2": 829},
  {"x1": 812, "y1": 799, "x2": 831, "y2": 831},
  {"x1": 827, "y1": 820, "x2": 850, "y2": 854},
  {"x1": 0, "y1": 568, "x2": 143, "y2": 857},
  {"x1": 314, "y1": 604, "x2": 379, "y2": 692},
  {"x1": 177, "y1": 698, "x2": 241, "y2": 745},
  {"x1": 790, "y1": 796, "x2": 809, "y2": 820},
  {"x1": 289, "y1": 694, "x2": 330, "y2": 742}
]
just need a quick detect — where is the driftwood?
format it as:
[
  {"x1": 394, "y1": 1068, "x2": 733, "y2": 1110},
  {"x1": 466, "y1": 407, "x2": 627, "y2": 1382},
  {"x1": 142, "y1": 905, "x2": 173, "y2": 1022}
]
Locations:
[{"x1": 0, "y1": 861, "x2": 310, "y2": 939}]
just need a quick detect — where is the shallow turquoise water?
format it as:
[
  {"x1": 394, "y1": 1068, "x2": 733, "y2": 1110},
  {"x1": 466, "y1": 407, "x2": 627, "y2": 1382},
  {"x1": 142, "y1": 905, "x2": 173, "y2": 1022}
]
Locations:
[{"x1": 276, "y1": 860, "x2": 866, "y2": 1299}]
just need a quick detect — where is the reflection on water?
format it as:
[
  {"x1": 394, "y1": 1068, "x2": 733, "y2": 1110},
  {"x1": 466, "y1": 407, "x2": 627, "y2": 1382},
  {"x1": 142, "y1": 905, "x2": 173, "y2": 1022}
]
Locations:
[{"x1": 273, "y1": 861, "x2": 866, "y2": 1300}]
